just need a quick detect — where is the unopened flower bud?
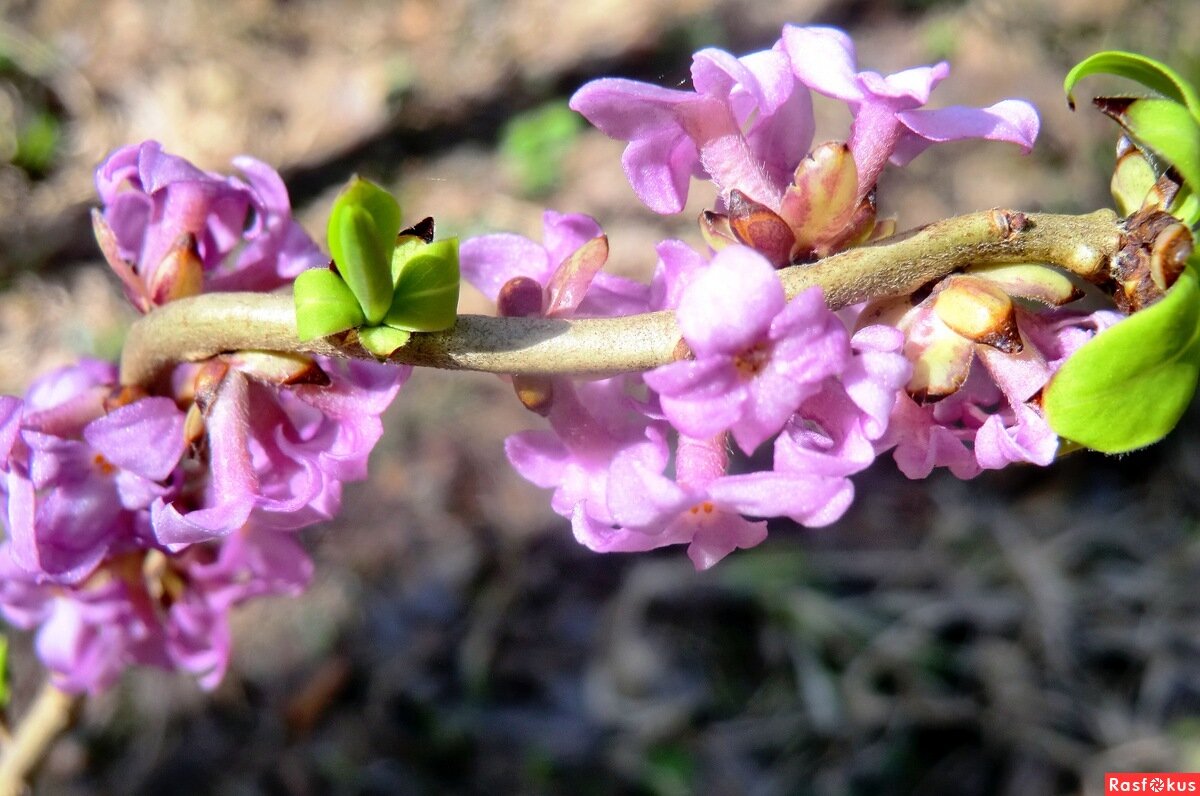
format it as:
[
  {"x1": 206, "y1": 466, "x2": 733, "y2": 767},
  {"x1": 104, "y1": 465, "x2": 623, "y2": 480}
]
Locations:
[
  {"x1": 103, "y1": 385, "x2": 149, "y2": 413},
  {"x1": 933, "y1": 276, "x2": 1022, "y2": 353},
  {"x1": 512, "y1": 374, "x2": 554, "y2": 416},
  {"x1": 698, "y1": 211, "x2": 737, "y2": 252},
  {"x1": 228, "y1": 351, "x2": 329, "y2": 386},
  {"x1": 148, "y1": 234, "x2": 204, "y2": 305},
  {"x1": 778, "y1": 142, "x2": 859, "y2": 258},
  {"x1": 545, "y1": 235, "x2": 609, "y2": 317},
  {"x1": 1111, "y1": 147, "x2": 1160, "y2": 217},
  {"x1": 965, "y1": 263, "x2": 1083, "y2": 307},
  {"x1": 498, "y1": 276, "x2": 545, "y2": 317},
  {"x1": 727, "y1": 190, "x2": 795, "y2": 267},
  {"x1": 183, "y1": 402, "x2": 206, "y2": 446},
  {"x1": 902, "y1": 306, "x2": 975, "y2": 401},
  {"x1": 191, "y1": 359, "x2": 230, "y2": 414}
]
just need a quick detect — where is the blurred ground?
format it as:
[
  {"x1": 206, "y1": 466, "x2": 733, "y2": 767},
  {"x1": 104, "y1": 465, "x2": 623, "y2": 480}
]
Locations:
[{"x1": 2, "y1": 0, "x2": 1200, "y2": 794}]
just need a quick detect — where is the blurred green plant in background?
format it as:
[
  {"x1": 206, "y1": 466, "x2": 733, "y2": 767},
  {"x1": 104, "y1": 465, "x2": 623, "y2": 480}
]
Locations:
[
  {"x1": 500, "y1": 101, "x2": 583, "y2": 197},
  {"x1": 0, "y1": 22, "x2": 62, "y2": 179}
]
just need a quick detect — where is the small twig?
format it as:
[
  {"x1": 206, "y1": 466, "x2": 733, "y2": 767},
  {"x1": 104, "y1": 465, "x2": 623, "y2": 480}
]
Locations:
[
  {"x1": 119, "y1": 209, "x2": 1126, "y2": 388},
  {"x1": 0, "y1": 681, "x2": 79, "y2": 796}
]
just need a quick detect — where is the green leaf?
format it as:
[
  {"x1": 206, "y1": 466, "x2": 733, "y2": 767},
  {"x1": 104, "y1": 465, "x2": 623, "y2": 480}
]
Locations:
[
  {"x1": 391, "y1": 235, "x2": 426, "y2": 282},
  {"x1": 1110, "y1": 98, "x2": 1200, "y2": 197},
  {"x1": 1065, "y1": 51, "x2": 1200, "y2": 122},
  {"x1": 1175, "y1": 185, "x2": 1200, "y2": 227},
  {"x1": 354, "y1": 181, "x2": 403, "y2": 248},
  {"x1": 326, "y1": 178, "x2": 402, "y2": 324},
  {"x1": 330, "y1": 204, "x2": 394, "y2": 324},
  {"x1": 1044, "y1": 264, "x2": 1200, "y2": 453},
  {"x1": 358, "y1": 325, "x2": 411, "y2": 358},
  {"x1": 292, "y1": 268, "x2": 365, "y2": 340},
  {"x1": 384, "y1": 238, "x2": 460, "y2": 332}
]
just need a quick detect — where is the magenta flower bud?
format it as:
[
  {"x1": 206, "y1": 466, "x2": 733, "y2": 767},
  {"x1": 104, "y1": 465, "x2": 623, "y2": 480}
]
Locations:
[{"x1": 498, "y1": 276, "x2": 546, "y2": 317}]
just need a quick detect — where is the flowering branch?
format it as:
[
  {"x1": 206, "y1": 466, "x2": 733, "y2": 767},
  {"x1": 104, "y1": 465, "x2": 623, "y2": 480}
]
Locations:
[
  {"x1": 6, "y1": 28, "x2": 1200, "y2": 787},
  {"x1": 120, "y1": 208, "x2": 1124, "y2": 388}
]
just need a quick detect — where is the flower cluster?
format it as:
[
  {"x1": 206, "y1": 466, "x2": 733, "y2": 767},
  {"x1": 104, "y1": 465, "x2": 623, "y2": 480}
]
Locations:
[
  {"x1": 461, "y1": 24, "x2": 1114, "y2": 567},
  {"x1": 0, "y1": 144, "x2": 405, "y2": 692},
  {"x1": 464, "y1": 218, "x2": 909, "y2": 569},
  {"x1": 93, "y1": 141, "x2": 325, "y2": 311}
]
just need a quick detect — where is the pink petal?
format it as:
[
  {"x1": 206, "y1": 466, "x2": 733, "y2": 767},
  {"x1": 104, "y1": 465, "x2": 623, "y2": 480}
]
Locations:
[
  {"x1": 571, "y1": 503, "x2": 687, "y2": 554},
  {"x1": 84, "y1": 397, "x2": 186, "y2": 482},
  {"x1": 863, "y1": 62, "x2": 949, "y2": 105},
  {"x1": 974, "y1": 405, "x2": 1057, "y2": 470},
  {"x1": 895, "y1": 99, "x2": 1039, "y2": 160},
  {"x1": 780, "y1": 25, "x2": 864, "y2": 103},
  {"x1": 153, "y1": 373, "x2": 257, "y2": 546},
  {"x1": 541, "y1": 211, "x2": 603, "y2": 266},
  {"x1": 691, "y1": 47, "x2": 793, "y2": 117},
  {"x1": 734, "y1": 366, "x2": 819, "y2": 455},
  {"x1": 648, "y1": 358, "x2": 747, "y2": 440},
  {"x1": 460, "y1": 233, "x2": 552, "y2": 301},
  {"x1": 710, "y1": 470, "x2": 854, "y2": 527},
  {"x1": 569, "y1": 78, "x2": 695, "y2": 139},
  {"x1": 0, "y1": 395, "x2": 23, "y2": 461},
  {"x1": 504, "y1": 430, "x2": 571, "y2": 489},
  {"x1": 745, "y1": 82, "x2": 815, "y2": 191},
  {"x1": 620, "y1": 127, "x2": 699, "y2": 215},
  {"x1": 976, "y1": 336, "x2": 1052, "y2": 404},
  {"x1": 676, "y1": 96, "x2": 782, "y2": 207},
  {"x1": 580, "y1": 273, "x2": 652, "y2": 317},
  {"x1": 686, "y1": 512, "x2": 768, "y2": 570},
  {"x1": 675, "y1": 246, "x2": 783, "y2": 357},
  {"x1": 607, "y1": 442, "x2": 694, "y2": 529},
  {"x1": 649, "y1": 239, "x2": 708, "y2": 311}
]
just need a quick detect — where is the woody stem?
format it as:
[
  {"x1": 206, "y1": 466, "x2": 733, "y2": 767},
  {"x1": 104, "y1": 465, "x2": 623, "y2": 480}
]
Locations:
[{"x1": 120, "y1": 209, "x2": 1128, "y2": 387}]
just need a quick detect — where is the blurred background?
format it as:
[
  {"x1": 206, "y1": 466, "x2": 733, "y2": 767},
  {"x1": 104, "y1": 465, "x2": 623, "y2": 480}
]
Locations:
[{"x1": 2, "y1": 0, "x2": 1200, "y2": 793}]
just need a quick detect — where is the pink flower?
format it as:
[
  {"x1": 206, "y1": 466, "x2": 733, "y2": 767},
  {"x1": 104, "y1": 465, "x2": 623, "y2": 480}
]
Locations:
[
  {"x1": 464, "y1": 211, "x2": 667, "y2": 541},
  {"x1": 644, "y1": 245, "x2": 850, "y2": 454},
  {"x1": 570, "y1": 46, "x2": 812, "y2": 213},
  {"x1": 460, "y1": 211, "x2": 648, "y2": 317},
  {"x1": 781, "y1": 25, "x2": 1039, "y2": 199},
  {"x1": 94, "y1": 141, "x2": 325, "y2": 311},
  {"x1": 152, "y1": 356, "x2": 407, "y2": 546},
  {"x1": 878, "y1": 308, "x2": 1121, "y2": 477},
  {"x1": 598, "y1": 433, "x2": 768, "y2": 570},
  {"x1": 598, "y1": 328, "x2": 908, "y2": 568},
  {"x1": 707, "y1": 387, "x2": 876, "y2": 527},
  {"x1": 0, "y1": 525, "x2": 311, "y2": 693},
  {"x1": 0, "y1": 362, "x2": 186, "y2": 584},
  {"x1": 505, "y1": 378, "x2": 663, "y2": 542}
]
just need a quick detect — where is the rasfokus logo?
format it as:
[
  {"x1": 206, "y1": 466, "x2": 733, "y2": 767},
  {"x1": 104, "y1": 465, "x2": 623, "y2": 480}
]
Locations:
[{"x1": 1106, "y1": 773, "x2": 1200, "y2": 793}]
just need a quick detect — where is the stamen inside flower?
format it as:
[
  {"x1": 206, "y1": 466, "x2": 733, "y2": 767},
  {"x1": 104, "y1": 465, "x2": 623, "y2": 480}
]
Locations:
[
  {"x1": 733, "y1": 343, "x2": 771, "y2": 379},
  {"x1": 92, "y1": 453, "x2": 117, "y2": 476},
  {"x1": 142, "y1": 549, "x2": 189, "y2": 609}
]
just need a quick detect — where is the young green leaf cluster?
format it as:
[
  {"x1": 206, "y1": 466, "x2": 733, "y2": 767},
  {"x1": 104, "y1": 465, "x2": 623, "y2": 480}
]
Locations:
[{"x1": 293, "y1": 177, "x2": 460, "y2": 357}]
